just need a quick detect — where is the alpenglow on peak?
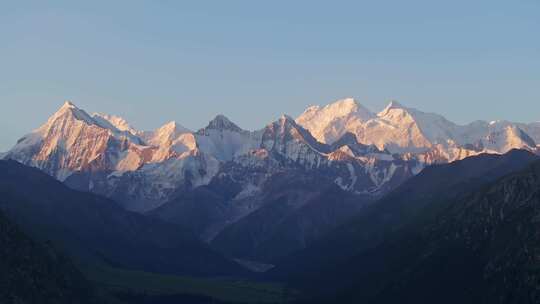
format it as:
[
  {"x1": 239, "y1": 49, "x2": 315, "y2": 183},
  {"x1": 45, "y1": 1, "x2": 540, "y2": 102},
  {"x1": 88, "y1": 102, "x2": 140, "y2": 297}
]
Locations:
[{"x1": 62, "y1": 100, "x2": 76, "y2": 108}]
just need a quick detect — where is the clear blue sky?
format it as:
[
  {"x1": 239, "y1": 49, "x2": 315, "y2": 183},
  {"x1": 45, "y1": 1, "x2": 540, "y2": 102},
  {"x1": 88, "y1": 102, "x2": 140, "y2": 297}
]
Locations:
[{"x1": 1, "y1": 1, "x2": 539, "y2": 151}]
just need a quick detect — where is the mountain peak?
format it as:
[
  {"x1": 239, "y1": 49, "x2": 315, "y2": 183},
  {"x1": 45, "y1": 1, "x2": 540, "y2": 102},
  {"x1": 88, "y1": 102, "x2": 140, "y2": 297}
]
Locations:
[
  {"x1": 261, "y1": 113, "x2": 330, "y2": 159},
  {"x1": 297, "y1": 98, "x2": 374, "y2": 126},
  {"x1": 295, "y1": 98, "x2": 374, "y2": 144},
  {"x1": 332, "y1": 97, "x2": 358, "y2": 108},
  {"x1": 160, "y1": 120, "x2": 179, "y2": 130},
  {"x1": 322, "y1": 98, "x2": 374, "y2": 120},
  {"x1": 330, "y1": 132, "x2": 385, "y2": 155},
  {"x1": 46, "y1": 100, "x2": 95, "y2": 127},
  {"x1": 202, "y1": 114, "x2": 243, "y2": 133},
  {"x1": 156, "y1": 121, "x2": 190, "y2": 134},
  {"x1": 264, "y1": 114, "x2": 303, "y2": 135},
  {"x1": 500, "y1": 125, "x2": 537, "y2": 149},
  {"x1": 279, "y1": 114, "x2": 296, "y2": 123},
  {"x1": 377, "y1": 100, "x2": 414, "y2": 120},
  {"x1": 92, "y1": 113, "x2": 137, "y2": 134},
  {"x1": 276, "y1": 114, "x2": 307, "y2": 131},
  {"x1": 56, "y1": 100, "x2": 84, "y2": 115},
  {"x1": 381, "y1": 100, "x2": 406, "y2": 112},
  {"x1": 61, "y1": 100, "x2": 76, "y2": 109}
]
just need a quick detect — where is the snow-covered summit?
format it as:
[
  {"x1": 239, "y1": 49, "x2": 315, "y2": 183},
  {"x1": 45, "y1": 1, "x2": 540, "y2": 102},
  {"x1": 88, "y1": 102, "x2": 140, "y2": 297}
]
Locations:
[
  {"x1": 296, "y1": 98, "x2": 375, "y2": 144},
  {"x1": 92, "y1": 113, "x2": 138, "y2": 135},
  {"x1": 4, "y1": 98, "x2": 539, "y2": 213},
  {"x1": 299, "y1": 98, "x2": 374, "y2": 121},
  {"x1": 43, "y1": 101, "x2": 96, "y2": 128},
  {"x1": 5, "y1": 101, "x2": 145, "y2": 180},
  {"x1": 194, "y1": 115, "x2": 259, "y2": 162},
  {"x1": 297, "y1": 98, "x2": 538, "y2": 156},
  {"x1": 149, "y1": 121, "x2": 191, "y2": 142},
  {"x1": 260, "y1": 114, "x2": 329, "y2": 167},
  {"x1": 198, "y1": 115, "x2": 243, "y2": 134},
  {"x1": 378, "y1": 100, "x2": 407, "y2": 114}
]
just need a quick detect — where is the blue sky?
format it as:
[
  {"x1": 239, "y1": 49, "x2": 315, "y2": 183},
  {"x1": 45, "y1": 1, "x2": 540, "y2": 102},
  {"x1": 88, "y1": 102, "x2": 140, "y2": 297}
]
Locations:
[{"x1": 1, "y1": 1, "x2": 539, "y2": 151}]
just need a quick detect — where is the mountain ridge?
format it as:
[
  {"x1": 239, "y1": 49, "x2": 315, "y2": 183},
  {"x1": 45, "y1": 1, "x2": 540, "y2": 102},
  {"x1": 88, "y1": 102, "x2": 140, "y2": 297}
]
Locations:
[
  {"x1": 2, "y1": 99, "x2": 538, "y2": 248},
  {"x1": 267, "y1": 149, "x2": 540, "y2": 302},
  {"x1": 4, "y1": 99, "x2": 433, "y2": 212}
]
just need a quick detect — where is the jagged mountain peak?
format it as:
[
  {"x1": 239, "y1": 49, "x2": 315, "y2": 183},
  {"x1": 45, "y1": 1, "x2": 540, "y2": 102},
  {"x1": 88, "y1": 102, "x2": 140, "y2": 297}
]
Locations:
[
  {"x1": 268, "y1": 114, "x2": 307, "y2": 135},
  {"x1": 5, "y1": 101, "x2": 145, "y2": 180},
  {"x1": 146, "y1": 121, "x2": 192, "y2": 146},
  {"x1": 278, "y1": 114, "x2": 296, "y2": 124},
  {"x1": 377, "y1": 100, "x2": 411, "y2": 117},
  {"x1": 481, "y1": 125, "x2": 537, "y2": 151},
  {"x1": 45, "y1": 100, "x2": 96, "y2": 127},
  {"x1": 296, "y1": 98, "x2": 375, "y2": 144},
  {"x1": 61, "y1": 100, "x2": 76, "y2": 109},
  {"x1": 323, "y1": 97, "x2": 373, "y2": 117},
  {"x1": 55, "y1": 100, "x2": 84, "y2": 116},
  {"x1": 92, "y1": 112, "x2": 137, "y2": 134},
  {"x1": 200, "y1": 114, "x2": 243, "y2": 133},
  {"x1": 331, "y1": 132, "x2": 385, "y2": 155},
  {"x1": 313, "y1": 97, "x2": 359, "y2": 114},
  {"x1": 334, "y1": 97, "x2": 357, "y2": 106},
  {"x1": 262, "y1": 114, "x2": 330, "y2": 156},
  {"x1": 262, "y1": 114, "x2": 302, "y2": 134},
  {"x1": 513, "y1": 127, "x2": 537, "y2": 147},
  {"x1": 384, "y1": 99, "x2": 405, "y2": 110},
  {"x1": 157, "y1": 121, "x2": 190, "y2": 133},
  {"x1": 298, "y1": 98, "x2": 374, "y2": 123},
  {"x1": 6, "y1": 96, "x2": 540, "y2": 215},
  {"x1": 194, "y1": 115, "x2": 259, "y2": 163},
  {"x1": 43, "y1": 102, "x2": 145, "y2": 142},
  {"x1": 377, "y1": 101, "x2": 453, "y2": 128}
]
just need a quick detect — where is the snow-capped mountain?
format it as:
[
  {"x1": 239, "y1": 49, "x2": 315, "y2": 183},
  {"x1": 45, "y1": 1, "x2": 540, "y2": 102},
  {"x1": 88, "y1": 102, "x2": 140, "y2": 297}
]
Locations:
[
  {"x1": 196, "y1": 115, "x2": 261, "y2": 161},
  {"x1": 205, "y1": 116, "x2": 420, "y2": 221},
  {"x1": 2, "y1": 98, "x2": 538, "y2": 266},
  {"x1": 3, "y1": 102, "x2": 213, "y2": 211},
  {"x1": 4, "y1": 101, "x2": 146, "y2": 180},
  {"x1": 296, "y1": 98, "x2": 375, "y2": 144},
  {"x1": 3, "y1": 99, "x2": 538, "y2": 216},
  {"x1": 297, "y1": 98, "x2": 538, "y2": 160},
  {"x1": 142, "y1": 121, "x2": 195, "y2": 162},
  {"x1": 260, "y1": 115, "x2": 329, "y2": 168},
  {"x1": 92, "y1": 112, "x2": 139, "y2": 135}
]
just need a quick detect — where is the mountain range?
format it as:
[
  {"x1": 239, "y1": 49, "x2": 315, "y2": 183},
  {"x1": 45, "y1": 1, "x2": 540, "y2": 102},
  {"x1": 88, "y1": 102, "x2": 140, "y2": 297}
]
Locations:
[
  {"x1": 4, "y1": 99, "x2": 539, "y2": 208},
  {"x1": 2, "y1": 98, "x2": 540, "y2": 303},
  {"x1": 2, "y1": 98, "x2": 539, "y2": 262}
]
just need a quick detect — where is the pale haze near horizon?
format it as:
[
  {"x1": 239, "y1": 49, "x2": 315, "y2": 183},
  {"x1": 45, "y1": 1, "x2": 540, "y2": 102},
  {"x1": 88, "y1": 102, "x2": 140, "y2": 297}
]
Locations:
[{"x1": 1, "y1": 1, "x2": 539, "y2": 151}]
